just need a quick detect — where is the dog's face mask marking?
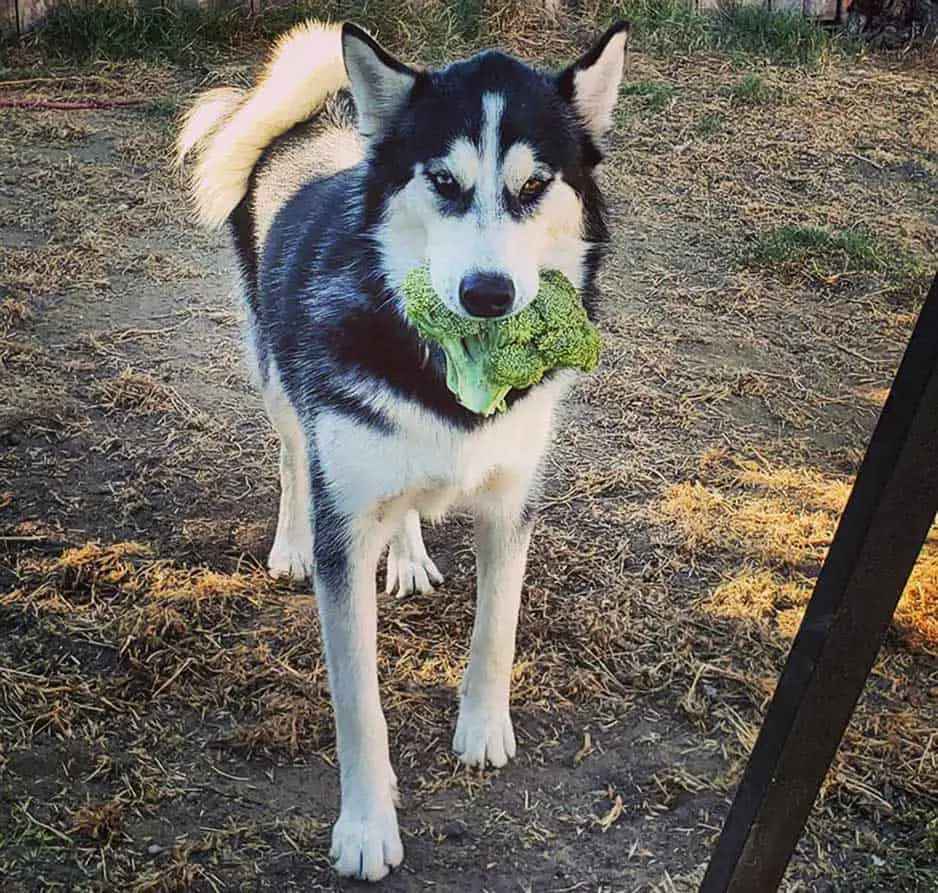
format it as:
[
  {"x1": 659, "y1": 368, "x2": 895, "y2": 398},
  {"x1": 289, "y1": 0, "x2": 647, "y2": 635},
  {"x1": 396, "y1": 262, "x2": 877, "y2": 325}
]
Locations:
[
  {"x1": 410, "y1": 93, "x2": 560, "y2": 319},
  {"x1": 342, "y1": 23, "x2": 628, "y2": 319}
]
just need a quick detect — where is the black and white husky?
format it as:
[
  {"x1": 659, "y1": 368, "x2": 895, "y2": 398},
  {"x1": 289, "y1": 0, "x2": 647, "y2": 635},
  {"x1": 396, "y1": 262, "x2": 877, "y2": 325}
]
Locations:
[{"x1": 178, "y1": 19, "x2": 627, "y2": 880}]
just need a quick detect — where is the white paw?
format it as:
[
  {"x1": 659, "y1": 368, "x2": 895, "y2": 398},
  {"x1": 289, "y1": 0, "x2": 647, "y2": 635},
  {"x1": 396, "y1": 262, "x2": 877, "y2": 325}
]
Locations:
[
  {"x1": 330, "y1": 801, "x2": 403, "y2": 881},
  {"x1": 384, "y1": 546, "x2": 443, "y2": 596},
  {"x1": 453, "y1": 700, "x2": 516, "y2": 768},
  {"x1": 267, "y1": 537, "x2": 313, "y2": 581}
]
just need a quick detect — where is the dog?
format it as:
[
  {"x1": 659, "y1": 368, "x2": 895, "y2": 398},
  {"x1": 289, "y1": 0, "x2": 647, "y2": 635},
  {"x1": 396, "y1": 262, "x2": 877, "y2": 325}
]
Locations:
[{"x1": 177, "y1": 19, "x2": 628, "y2": 880}]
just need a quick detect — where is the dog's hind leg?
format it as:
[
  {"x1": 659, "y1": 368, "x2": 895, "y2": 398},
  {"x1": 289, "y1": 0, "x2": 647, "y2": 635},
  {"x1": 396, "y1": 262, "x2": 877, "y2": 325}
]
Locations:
[
  {"x1": 263, "y1": 372, "x2": 314, "y2": 581},
  {"x1": 384, "y1": 509, "x2": 443, "y2": 596},
  {"x1": 314, "y1": 502, "x2": 403, "y2": 881},
  {"x1": 268, "y1": 439, "x2": 314, "y2": 580},
  {"x1": 453, "y1": 494, "x2": 534, "y2": 768}
]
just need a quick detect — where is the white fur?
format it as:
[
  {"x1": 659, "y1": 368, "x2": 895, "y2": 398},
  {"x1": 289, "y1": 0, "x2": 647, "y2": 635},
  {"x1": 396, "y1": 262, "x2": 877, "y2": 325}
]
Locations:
[
  {"x1": 476, "y1": 93, "x2": 505, "y2": 224},
  {"x1": 314, "y1": 374, "x2": 569, "y2": 526},
  {"x1": 262, "y1": 368, "x2": 315, "y2": 581},
  {"x1": 175, "y1": 87, "x2": 244, "y2": 168},
  {"x1": 178, "y1": 21, "x2": 347, "y2": 228},
  {"x1": 502, "y1": 142, "x2": 541, "y2": 192},
  {"x1": 315, "y1": 520, "x2": 402, "y2": 881},
  {"x1": 385, "y1": 509, "x2": 443, "y2": 595},
  {"x1": 570, "y1": 30, "x2": 629, "y2": 142},
  {"x1": 440, "y1": 137, "x2": 480, "y2": 191},
  {"x1": 453, "y1": 518, "x2": 532, "y2": 766}
]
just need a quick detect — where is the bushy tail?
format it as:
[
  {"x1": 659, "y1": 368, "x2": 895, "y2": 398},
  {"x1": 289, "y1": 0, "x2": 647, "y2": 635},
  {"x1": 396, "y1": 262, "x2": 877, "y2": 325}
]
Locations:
[
  {"x1": 176, "y1": 86, "x2": 244, "y2": 168},
  {"x1": 176, "y1": 21, "x2": 347, "y2": 229}
]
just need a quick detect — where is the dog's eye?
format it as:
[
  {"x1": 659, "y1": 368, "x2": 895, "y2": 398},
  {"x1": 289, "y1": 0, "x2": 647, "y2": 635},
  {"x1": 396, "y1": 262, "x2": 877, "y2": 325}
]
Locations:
[
  {"x1": 519, "y1": 177, "x2": 550, "y2": 201},
  {"x1": 426, "y1": 169, "x2": 460, "y2": 200}
]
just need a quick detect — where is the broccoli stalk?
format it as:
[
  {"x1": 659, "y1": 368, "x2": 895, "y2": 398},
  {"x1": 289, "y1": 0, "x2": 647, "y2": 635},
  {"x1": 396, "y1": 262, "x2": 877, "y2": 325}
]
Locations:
[
  {"x1": 403, "y1": 270, "x2": 511, "y2": 415},
  {"x1": 402, "y1": 267, "x2": 601, "y2": 417},
  {"x1": 442, "y1": 327, "x2": 513, "y2": 416}
]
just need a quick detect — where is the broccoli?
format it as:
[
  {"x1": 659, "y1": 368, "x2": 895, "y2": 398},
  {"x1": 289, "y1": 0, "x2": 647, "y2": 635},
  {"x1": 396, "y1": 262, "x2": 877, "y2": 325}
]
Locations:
[
  {"x1": 403, "y1": 268, "x2": 510, "y2": 415},
  {"x1": 402, "y1": 267, "x2": 601, "y2": 417}
]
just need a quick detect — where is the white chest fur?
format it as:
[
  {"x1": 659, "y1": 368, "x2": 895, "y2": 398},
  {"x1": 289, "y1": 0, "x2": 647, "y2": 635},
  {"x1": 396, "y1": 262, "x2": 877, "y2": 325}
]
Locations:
[{"x1": 315, "y1": 375, "x2": 573, "y2": 525}]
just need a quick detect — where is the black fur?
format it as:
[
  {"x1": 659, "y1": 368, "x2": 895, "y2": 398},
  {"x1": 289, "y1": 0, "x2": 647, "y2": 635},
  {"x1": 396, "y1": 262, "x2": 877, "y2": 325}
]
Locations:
[{"x1": 309, "y1": 447, "x2": 351, "y2": 597}]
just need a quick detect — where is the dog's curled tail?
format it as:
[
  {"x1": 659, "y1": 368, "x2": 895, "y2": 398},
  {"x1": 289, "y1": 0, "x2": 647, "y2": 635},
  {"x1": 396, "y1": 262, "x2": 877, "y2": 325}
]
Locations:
[{"x1": 176, "y1": 20, "x2": 346, "y2": 229}]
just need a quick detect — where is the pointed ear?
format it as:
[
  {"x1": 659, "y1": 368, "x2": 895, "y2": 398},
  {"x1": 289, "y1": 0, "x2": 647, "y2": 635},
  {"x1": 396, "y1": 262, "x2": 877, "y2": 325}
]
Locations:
[
  {"x1": 341, "y1": 23, "x2": 419, "y2": 141},
  {"x1": 556, "y1": 21, "x2": 629, "y2": 144}
]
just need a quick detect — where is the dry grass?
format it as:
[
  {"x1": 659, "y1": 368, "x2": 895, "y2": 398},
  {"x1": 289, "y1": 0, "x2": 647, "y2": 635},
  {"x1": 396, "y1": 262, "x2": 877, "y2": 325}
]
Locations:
[
  {"x1": 91, "y1": 369, "x2": 195, "y2": 416},
  {"x1": 0, "y1": 298, "x2": 31, "y2": 335},
  {"x1": 68, "y1": 797, "x2": 128, "y2": 845},
  {"x1": 9, "y1": 0, "x2": 581, "y2": 68},
  {"x1": 660, "y1": 452, "x2": 938, "y2": 650},
  {"x1": 604, "y1": 53, "x2": 935, "y2": 304}
]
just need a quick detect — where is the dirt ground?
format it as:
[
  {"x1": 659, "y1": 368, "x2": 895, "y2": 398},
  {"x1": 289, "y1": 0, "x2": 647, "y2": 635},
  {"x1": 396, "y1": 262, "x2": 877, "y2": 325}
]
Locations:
[{"x1": 1, "y1": 38, "x2": 937, "y2": 893}]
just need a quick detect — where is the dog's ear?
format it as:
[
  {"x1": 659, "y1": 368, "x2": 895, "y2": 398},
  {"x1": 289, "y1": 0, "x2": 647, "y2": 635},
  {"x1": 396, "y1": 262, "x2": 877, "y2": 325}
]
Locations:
[
  {"x1": 556, "y1": 21, "x2": 629, "y2": 144},
  {"x1": 342, "y1": 23, "x2": 419, "y2": 141}
]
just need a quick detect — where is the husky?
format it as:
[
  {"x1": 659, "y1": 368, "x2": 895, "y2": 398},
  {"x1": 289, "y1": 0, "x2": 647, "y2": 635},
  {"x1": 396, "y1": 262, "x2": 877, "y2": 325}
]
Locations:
[{"x1": 177, "y1": 19, "x2": 628, "y2": 880}]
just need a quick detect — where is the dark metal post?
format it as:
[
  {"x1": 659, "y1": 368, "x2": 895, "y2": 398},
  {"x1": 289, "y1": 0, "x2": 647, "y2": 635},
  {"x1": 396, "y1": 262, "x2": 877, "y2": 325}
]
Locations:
[{"x1": 700, "y1": 271, "x2": 938, "y2": 893}]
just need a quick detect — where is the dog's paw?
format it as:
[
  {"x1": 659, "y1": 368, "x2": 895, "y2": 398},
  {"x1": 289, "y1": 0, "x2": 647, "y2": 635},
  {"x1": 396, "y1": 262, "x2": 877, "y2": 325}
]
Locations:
[
  {"x1": 267, "y1": 538, "x2": 313, "y2": 582},
  {"x1": 384, "y1": 545, "x2": 443, "y2": 596},
  {"x1": 330, "y1": 803, "x2": 403, "y2": 881},
  {"x1": 453, "y1": 701, "x2": 516, "y2": 768}
]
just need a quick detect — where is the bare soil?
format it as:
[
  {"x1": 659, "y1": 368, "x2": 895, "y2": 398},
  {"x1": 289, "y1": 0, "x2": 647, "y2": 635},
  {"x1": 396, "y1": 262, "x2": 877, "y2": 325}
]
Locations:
[{"x1": 1, "y1": 46, "x2": 936, "y2": 892}]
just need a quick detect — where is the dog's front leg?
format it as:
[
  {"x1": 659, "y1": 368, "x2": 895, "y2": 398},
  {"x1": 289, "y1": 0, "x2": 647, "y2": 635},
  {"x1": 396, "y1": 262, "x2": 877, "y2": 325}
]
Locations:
[
  {"x1": 314, "y1": 508, "x2": 402, "y2": 881},
  {"x1": 453, "y1": 501, "x2": 533, "y2": 768}
]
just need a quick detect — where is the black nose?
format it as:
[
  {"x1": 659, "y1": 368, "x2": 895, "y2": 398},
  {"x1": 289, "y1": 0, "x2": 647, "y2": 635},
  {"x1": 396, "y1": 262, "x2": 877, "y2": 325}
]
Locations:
[{"x1": 458, "y1": 272, "x2": 515, "y2": 318}]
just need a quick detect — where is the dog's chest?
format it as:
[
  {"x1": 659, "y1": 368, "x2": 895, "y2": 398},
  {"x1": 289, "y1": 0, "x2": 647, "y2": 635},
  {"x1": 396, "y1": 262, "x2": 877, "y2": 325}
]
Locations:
[{"x1": 315, "y1": 377, "x2": 571, "y2": 520}]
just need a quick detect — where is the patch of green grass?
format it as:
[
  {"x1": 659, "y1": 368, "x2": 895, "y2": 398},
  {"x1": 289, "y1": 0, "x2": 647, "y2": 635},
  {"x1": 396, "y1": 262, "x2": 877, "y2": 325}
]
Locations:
[
  {"x1": 21, "y1": 1, "x2": 249, "y2": 62},
  {"x1": 8, "y1": 0, "x2": 858, "y2": 68},
  {"x1": 731, "y1": 72, "x2": 771, "y2": 103},
  {"x1": 695, "y1": 112, "x2": 724, "y2": 139},
  {"x1": 600, "y1": 0, "x2": 848, "y2": 65},
  {"x1": 926, "y1": 815, "x2": 938, "y2": 854},
  {"x1": 602, "y1": 0, "x2": 711, "y2": 56},
  {"x1": 712, "y1": 5, "x2": 844, "y2": 67},
  {"x1": 621, "y1": 79, "x2": 673, "y2": 113},
  {"x1": 755, "y1": 226, "x2": 883, "y2": 270},
  {"x1": 751, "y1": 225, "x2": 924, "y2": 293}
]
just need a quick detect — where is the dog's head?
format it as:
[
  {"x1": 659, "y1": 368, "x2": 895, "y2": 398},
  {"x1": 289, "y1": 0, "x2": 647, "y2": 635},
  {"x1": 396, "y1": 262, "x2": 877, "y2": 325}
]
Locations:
[{"x1": 342, "y1": 22, "x2": 628, "y2": 319}]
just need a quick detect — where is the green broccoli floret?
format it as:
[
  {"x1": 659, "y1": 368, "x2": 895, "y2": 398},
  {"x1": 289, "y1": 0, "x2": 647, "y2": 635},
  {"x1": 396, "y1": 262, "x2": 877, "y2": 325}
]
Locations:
[
  {"x1": 486, "y1": 343, "x2": 546, "y2": 389},
  {"x1": 524, "y1": 271, "x2": 601, "y2": 373},
  {"x1": 536, "y1": 318, "x2": 602, "y2": 372},
  {"x1": 402, "y1": 266, "x2": 601, "y2": 417},
  {"x1": 488, "y1": 300, "x2": 547, "y2": 349}
]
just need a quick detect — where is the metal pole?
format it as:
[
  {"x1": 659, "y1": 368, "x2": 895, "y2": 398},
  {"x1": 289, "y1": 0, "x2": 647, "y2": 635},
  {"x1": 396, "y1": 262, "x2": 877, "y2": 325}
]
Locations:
[{"x1": 700, "y1": 270, "x2": 938, "y2": 892}]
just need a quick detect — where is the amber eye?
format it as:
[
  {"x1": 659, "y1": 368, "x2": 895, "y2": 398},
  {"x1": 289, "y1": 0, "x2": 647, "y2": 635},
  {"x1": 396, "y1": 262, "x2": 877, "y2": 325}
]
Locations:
[{"x1": 519, "y1": 176, "x2": 550, "y2": 201}]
